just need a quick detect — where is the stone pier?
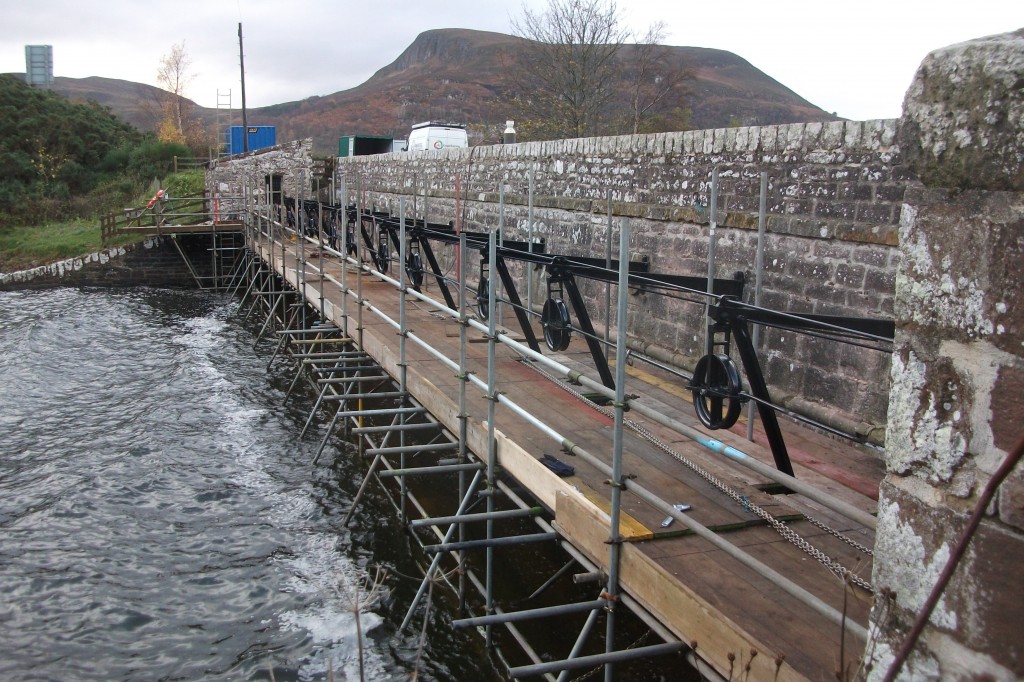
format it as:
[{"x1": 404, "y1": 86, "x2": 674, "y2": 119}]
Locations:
[{"x1": 865, "y1": 28, "x2": 1024, "y2": 681}]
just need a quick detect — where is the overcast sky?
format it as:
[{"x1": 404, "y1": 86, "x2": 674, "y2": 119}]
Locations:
[{"x1": 3, "y1": 0, "x2": 1022, "y2": 122}]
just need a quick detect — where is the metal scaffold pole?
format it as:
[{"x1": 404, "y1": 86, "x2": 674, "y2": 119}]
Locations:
[
  {"x1": 484, "y1": 229, "x2": 498, "y2": 648},
  {"x1": 400, "y1": 469, "x2": 485, "y2": 632},
  {"x1": 604, "y1": 189, "x2": 612, "y2": 348},
  {"x1": 604, "y1": 217, "x2": 631, "y2": 682},
  {"x1": 340, "y1": 179, "x2": 349, "y2": 338},
  {"x1": 527, "y1": 167, "x2": 535, "y2": 314},
  {"x1": 497, "y1": 183, "x2": 505, "y2": 327},
  {"x1": 297, "y1": 171, "x2": 305, "y2": 303},
  {"x1": 705, "y1": 167, "x2": 719, "y2": 358},
  {"x1": 399, "y1": 198, "x2": 409, "y2": 523},
  {"x1": 355, "y1": 184, "x2": 365, "y2": 458},
  {"x1": 317, "y1": 197, "x2": 325, "y2": 319},
  {"x1": 747, "y1": 171, "x2": 768, "y2": 441},
  {"x1": 356, "y1": 178, "x2": 364, "y2": 353},
  {"x1": 457, "y1": 232, "x2": 469, "y2": 612}
]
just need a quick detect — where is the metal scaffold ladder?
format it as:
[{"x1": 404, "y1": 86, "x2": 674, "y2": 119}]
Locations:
[{"x1": 215, "y1": 89, "x2": 233, "y2": 161}]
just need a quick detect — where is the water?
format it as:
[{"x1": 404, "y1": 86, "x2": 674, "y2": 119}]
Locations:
[{"x1": 0, "y1": 287, "x2": 496, "y2": 681}]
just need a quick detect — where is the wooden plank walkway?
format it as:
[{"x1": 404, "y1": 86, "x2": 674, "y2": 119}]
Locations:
[{"x1": 255, "y1": 235, "x2": 881, "y2": 681}]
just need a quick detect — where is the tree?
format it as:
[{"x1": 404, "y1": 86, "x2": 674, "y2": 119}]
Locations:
[
  {"x1": 509, "y1": 0, "x2": 693, "y2": 140},
  {"x1": 622, "y1": 22, "x2": 694, "y2": 134},
  {"x1": 510, "y1": 0, "x2": 629, "y2": 139},
  {"x1": 156, "y1": 42, "x2": 199, "y2": 149}
]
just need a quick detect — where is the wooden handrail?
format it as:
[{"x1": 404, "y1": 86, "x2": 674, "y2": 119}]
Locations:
[{"x1": 100, "y1": 193, "x2": 216, "y2": 243}]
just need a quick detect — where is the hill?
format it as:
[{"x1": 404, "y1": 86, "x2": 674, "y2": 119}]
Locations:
[
  {"x1": 51, "y1": 76, "x2": 169, "y2": 131},
  {"x1": 253, "y1": 29, "x2": 838, "y2": 151},
  {"x1": 0, "y1": 73, "x2": 192, "y2": 226},
  {"x1": 46, "y1": 28, "x2": 839, "y2": 153}
]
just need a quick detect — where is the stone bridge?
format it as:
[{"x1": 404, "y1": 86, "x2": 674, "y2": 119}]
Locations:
[{"x1": 206, "y1": 28, "x2": 1024, "y2": 680}]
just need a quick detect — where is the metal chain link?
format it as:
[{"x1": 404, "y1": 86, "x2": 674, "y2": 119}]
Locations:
[
  {"x1": 529, "y1": 362, "x2": 874, "y2": 593},
  {"x1": 805, "y1": 514, "x2": 875, "y2": 557}
]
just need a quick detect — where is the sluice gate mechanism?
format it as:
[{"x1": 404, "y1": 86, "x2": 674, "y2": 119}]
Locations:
[{"x1": 225, "y1": 181, "x2": 889, "y2": 682}]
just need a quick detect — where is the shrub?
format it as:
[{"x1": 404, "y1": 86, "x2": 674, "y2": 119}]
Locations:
[{"x1": 128, "y1": 139, "x2": 191, "y2": 183}]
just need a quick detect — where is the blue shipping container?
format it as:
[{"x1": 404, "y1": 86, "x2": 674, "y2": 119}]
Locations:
[{"x1": 226, "y1": 126, "x2": 277, "y2": 155}]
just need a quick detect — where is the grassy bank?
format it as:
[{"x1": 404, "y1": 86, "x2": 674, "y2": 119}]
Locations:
[
  {"x1": 0, "y1": 218, "x2": 146, "y2": 270},
  {"x1": 0, "y1": 220, "x2": 144, "y2": 273},
  {"x1": 0, "y1": 170, "x2": 206, "y2": 274}
]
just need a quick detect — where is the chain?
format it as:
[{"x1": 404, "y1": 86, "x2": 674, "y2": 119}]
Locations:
[
  {"x1": 529, "y1": 362, "x2": 874, "y2": 593},
  {"x1": 805, "y1": 514, "x2": 874, "y2": 556}
]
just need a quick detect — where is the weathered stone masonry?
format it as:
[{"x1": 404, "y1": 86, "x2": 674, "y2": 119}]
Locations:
[
  {"x1": 863, "y1": 29, "x2": 1024, "y2": 681},
  {"x1": 0, "y1": 236, "x2": 212, "y2": 291},
  {"x1": 336, "y1": 119, "x2": 906, "y2": 442},
  {"x1": 206, "y1": 139, "x2": 314, "y2": 217}
]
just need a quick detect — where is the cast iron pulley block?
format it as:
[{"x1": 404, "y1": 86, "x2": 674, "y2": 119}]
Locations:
[
  {"x1": 346, "y1": 224, "x2": 357, "y2": 255},
  {"x1": 688, "y1": 353, "x2": 744, "y2": 429},
  {"x1": 374, "y1": 235, "x2": 390, "y2": 273},
  {"x1": 542, "y1": 298, "x2": 572, "y2": 351},
  {"x1": 476, "y1": 277, "x2": 490, "y2": 320},
  {"x1": 406, "y1": 252, "x2": 424, "y2": 288}
]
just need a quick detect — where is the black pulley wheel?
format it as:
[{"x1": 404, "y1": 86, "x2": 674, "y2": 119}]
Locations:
[
  {"x1": 346, "y1": 227, "x2": 357, "y2": 255},
  {"x1": 407, "y1": 253, "x2": 424, "y2": 288},
  {"x1": 374, "y1": 244, "x2": 390, "y2": 273},
  {"x1": 476, "y1": 277, "x2": 490, "y2": 320},
  {"x1": 541, "y1": 298, "x2": 572, "y2": 351},
  {"x1": 689, "y1": 353, "x2": 743, "y2": 429}
]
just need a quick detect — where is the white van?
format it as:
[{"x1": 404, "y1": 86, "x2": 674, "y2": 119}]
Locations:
[{"x1": 406, "y1": 121, "x2": 468, "y2": 152}]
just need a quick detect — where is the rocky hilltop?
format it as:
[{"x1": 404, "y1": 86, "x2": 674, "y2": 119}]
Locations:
[{"x1": 51, "y1": 28, "x2": 839, "y2": 153}]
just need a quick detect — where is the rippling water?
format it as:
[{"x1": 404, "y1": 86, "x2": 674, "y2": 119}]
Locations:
[{"x1": 0, "y1": 287, "x2": 494, "y2": 681}]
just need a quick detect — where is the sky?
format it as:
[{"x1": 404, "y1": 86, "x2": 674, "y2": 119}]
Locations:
[{"x1": 2, "y1": 0, "x2": 1023, "y2": 122}]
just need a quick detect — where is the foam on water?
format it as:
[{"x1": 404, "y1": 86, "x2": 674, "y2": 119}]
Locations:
[{"x1": 0, "y1": 288, "x2": 395, "y2": 681}]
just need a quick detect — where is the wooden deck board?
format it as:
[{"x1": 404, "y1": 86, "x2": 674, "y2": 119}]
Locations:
[{"x1": 261, "y1": 241, "x2": 880, "y2": 681}]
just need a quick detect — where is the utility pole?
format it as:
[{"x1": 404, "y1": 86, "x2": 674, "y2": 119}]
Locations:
[{"x1": 238, "y1": 22, "x2": 248, "y2": 153}]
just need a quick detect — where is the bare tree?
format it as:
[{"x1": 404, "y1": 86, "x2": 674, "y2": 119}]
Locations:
[
  {"x1": 509, "y1": 0, "x2": 693, "y2": 140},
  {"x1": 623, "y1": 22, "x2": 694, "y2": 134},
  {"x1": 156, "y1": 42, "x2": 196, "y2": 146},
  {"x1": 510, "y1": 0, "x2": 629, "y2": 139}
]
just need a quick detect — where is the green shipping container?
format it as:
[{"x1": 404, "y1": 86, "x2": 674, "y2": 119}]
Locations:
[{"x1": 338, "y1": 135, "x2": 397, "y2": 157}]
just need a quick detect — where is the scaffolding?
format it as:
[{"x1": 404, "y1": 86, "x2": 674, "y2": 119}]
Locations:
[
  {"x1": 230, "y1": 172, "x2": 887, "y2": 681},
  {"x1": 214, "y1": 89, "x2": 234, "y2": 162}
]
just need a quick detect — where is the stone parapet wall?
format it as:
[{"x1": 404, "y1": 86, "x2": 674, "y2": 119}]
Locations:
[
  {"x1": 337, "y1": 119, "x2": 904, "y2": 439},
  {"x1": 344, "y1": 119, "x2": 903, "y2": 244},
  {"x1": 206, "y1": 139, "x2": 314, "y2": 216}
]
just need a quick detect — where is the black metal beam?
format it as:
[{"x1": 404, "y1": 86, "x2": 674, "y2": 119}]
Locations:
[
  {"x1": 494, "y1": 254, "x2": 541, "y2": 352},
  {"x1": 416, "y1": 234, "x2": 457, "y2": 309},
  {"x1": 713, "y1": 301, "x2": 894, "y2": 341},
  {"x1": 562, "y1": 273, "x2": 616, "y2": 389},
  {"x1": 728, "y1": 316, "x2": 794, "y2": 476}
]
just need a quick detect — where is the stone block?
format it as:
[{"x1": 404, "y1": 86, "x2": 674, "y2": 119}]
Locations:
[
  {"x1": 855, "y1": 202, "x2": 896, "y2": 224},
  {"x1": 873, "y1": 183, "x2": 907, "y2": 203},
  {"x1": 864, "y1": 266, "x2": 896, "y2": 294},
  {"x1": 804, "y1": 121, "x2": 823, "y2": 148},
  {"x1": 836, "y1": 262, "x2": 867, "y2": 287},
  {"x1": 820, "y1": 121, "x2": 845, "y2": 150},
  {"x1": 815, "y1": 200, "x2": 858, "y2": 220},
  {"x1": 896, "y1": 186, "x2": 1023, "y2": 345},
  {"x1": 782, "y1": 123, "x2": 805, "y2": 150},
  {"x1": 898, "y1": 28, "x2": 1024, "y2": 191},
  {"x1": 722, "y1": 127, "x2": 736, "y2": 152},
  {"x1": 702, "y1": 129, "x2": 716, "y2": 154},
  {"x1": 867, "y1": 482, "x2": 1024, "y2": 680},
  {"x1": 991, "y1": 365, "x2": 1024, "y2": 455},
  {"x1": 837, "y1": 182, "x2": 874, "y2": 201}
]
